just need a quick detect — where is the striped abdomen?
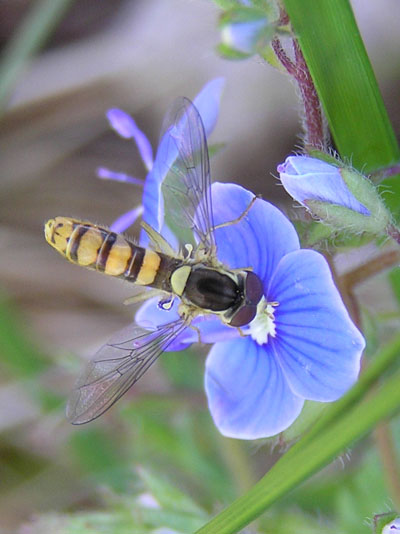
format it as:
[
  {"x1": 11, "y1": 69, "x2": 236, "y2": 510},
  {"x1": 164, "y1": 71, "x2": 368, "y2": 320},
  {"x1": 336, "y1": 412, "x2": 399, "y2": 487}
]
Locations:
[{"x1": 44, "y1": 217, "x2": 181, "y2": 292}]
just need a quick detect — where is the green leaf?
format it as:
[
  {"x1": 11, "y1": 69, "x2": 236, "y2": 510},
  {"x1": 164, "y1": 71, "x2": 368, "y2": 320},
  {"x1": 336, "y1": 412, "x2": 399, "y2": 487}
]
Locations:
[{"x1": 282, "y1": 0, "x2": 400, "y2": 172}]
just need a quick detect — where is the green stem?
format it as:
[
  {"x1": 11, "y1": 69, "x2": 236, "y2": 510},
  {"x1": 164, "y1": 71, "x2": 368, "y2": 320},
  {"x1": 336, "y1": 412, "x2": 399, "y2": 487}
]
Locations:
[{"x1": 0, "y1": 0, "x2": 75, "y2": 114}]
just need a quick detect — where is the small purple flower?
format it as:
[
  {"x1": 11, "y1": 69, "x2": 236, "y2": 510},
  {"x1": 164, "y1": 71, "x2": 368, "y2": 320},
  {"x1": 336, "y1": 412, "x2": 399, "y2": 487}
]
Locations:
[
  {"x1": 277, "y1": 155, "x2": 370, "y2": 215},
  {"x1": 106, "y1": 108, "x2": 153, "y2": 170},
  {"x1": 221, "y1": 18, "x2": 270, "y2": 55},
  {"x1": 101, "y1": 79, "x2": 225, "y2": 239},
  {"x1": 136, "y1": 182, "x2": 365, "y2": 440}
]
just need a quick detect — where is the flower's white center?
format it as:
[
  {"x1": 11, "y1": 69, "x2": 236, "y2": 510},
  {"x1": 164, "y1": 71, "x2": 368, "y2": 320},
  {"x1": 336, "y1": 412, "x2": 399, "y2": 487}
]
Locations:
[{"x1": 248, "y1": 297, "x2": 278, "y2": 345}]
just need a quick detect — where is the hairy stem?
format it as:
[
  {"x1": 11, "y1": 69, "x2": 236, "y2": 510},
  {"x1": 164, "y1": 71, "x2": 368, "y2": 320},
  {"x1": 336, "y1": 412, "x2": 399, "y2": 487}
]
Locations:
[
  {"x1": 272, "y1": 24, "x2": 326, "y2": 150},
  {"x1": 341, "y1": 249, "x2": 400, "y2": 289}
]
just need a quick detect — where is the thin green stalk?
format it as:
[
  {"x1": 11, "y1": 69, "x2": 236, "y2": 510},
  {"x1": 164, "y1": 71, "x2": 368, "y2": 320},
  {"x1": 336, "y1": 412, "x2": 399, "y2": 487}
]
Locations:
[{"x1": 0, "y1": 0, "x2": 75, "y2": 114}]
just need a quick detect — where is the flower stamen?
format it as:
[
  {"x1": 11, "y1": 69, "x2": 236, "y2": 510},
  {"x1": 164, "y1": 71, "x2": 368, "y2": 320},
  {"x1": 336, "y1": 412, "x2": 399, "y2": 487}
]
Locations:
[{"x1": 248, "y1": 297, "x2": 278, "y2": 345}]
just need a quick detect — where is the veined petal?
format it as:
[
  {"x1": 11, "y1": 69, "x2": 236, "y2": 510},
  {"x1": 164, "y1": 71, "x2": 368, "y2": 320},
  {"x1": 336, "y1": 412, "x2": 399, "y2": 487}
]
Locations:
[
  {"x1": 205, "y1": 336, "x2": 304, "y2": 439},
  {"x1": 107, "y1": 108, "x2": 153, "y2": 171},
  {"x1": 210, "y1": 183, "x2": 299, "y2": 288},
  {"x1": 267, "y1": 249, "x2": 364, "y2": 401},
  {"x1": 141, "y1": 78, "x2": 225, "y2": 245}
]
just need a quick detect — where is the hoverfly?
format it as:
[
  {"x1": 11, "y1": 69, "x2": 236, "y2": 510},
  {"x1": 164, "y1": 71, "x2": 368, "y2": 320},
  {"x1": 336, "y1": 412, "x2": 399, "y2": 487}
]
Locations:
[{"x1": 44, "y1": 97, "x2": 264, "y2": 424}]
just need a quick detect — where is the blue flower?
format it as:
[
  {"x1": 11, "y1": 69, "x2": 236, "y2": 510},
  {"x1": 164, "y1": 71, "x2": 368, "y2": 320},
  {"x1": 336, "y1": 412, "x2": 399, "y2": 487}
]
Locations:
[
  {"x1": 102, "y1": 90, "x2": 364, "y2": 440},
  {"x1": 136, "y1": 182, "x2": 365, "y2": 439}
]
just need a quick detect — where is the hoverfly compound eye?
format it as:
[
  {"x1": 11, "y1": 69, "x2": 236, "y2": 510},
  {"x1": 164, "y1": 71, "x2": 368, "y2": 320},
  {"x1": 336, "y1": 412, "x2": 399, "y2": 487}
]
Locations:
[
  {"x1": 245, "y1": 271, "x2": 264, "y2": 305},
  {"x1": 227, "y1": 271, "x2": 264, "y2": 327},
  {"x1": 229, "y1": 305, "x2": 257, "y2": 327}
]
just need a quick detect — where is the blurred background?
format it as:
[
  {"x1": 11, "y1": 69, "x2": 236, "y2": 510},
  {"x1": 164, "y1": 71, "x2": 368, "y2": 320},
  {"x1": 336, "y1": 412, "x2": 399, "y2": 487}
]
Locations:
[{"x1": 1, "y1": 1, "x2": 400, "y2": 532}]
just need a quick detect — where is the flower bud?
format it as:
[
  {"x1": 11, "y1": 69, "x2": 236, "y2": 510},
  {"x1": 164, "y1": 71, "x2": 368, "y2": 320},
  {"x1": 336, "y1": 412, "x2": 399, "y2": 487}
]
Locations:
[
  {"x1": 218, "y1": 7, "x2": 276, "y2": 58},
  {"x1": 277, "y1": 155, "x2": 392, "y2": 235}
]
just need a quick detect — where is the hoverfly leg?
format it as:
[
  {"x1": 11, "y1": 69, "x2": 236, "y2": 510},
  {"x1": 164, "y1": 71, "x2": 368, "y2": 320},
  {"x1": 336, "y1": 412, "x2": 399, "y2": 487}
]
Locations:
[
  {"x1": 189, "y1": 322, "x2": 202, "y2": 344},
  {"x1": 141, "y1": 221, "x2": 176, "y2": 256},
  {"x1": 237, "y1": 327, "x2": 246, "y2": 338},
  {"x1": 124, "y1": 288, "x2": 164, "y2": 306},
  {"x1": 212, "y1": 195, "x2": 258, "y2": 231}
]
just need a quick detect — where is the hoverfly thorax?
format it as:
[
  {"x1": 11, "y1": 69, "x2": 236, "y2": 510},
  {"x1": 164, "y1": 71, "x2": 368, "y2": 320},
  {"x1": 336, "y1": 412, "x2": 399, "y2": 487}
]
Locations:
[{"x1": 180, "y1": 266, "x2": 263, "y2": 327}]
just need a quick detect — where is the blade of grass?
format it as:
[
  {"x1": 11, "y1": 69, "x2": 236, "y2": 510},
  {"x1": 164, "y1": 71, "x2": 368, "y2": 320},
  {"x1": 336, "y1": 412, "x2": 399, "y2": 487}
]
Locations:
[
  {"x1": 0, "y1": 0, "x2": 76, "y2": 114},
  {"x1": 283, "y1": 0, "x2": 400, "y2": 172},
  {"x1": 195, "y1": 361, "x2": 400, "y2": 534}
]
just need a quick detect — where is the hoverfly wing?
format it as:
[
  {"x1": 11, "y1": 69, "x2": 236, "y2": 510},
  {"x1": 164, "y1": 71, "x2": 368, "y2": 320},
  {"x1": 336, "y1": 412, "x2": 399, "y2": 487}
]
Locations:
[
  {"x1": 66, "y1": 320, "x2": 187, "y2": 424},
  {"x1": 156, "y1": 97, "x2": 216, "y2": 252}
]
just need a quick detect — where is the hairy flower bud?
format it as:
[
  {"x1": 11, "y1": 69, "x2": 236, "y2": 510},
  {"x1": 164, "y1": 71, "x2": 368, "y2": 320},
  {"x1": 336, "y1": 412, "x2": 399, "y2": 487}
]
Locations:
[{"x1": 277, "y1": 155, "x2": 392, "y2": 235}]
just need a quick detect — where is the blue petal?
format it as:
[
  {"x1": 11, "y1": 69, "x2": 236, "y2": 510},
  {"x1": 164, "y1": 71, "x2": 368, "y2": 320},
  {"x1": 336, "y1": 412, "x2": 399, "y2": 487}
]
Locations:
[
  {"x1": 107, "y1": 108, "x2": 153, "y2": 171},
  {"x1": 110, "y1": 205, "x2": 143, "y2": 233},
  {"x1": 141, "y1": 78, "x2": 225, "y2": 245},
  {"x1": 210, "y1": 183, "x2": 299, "y2": 288},
  {"x1": 135, "y1": 297, "x2": 240, "y2": 351},
  {"x1": 279, "y1": 155, "x2": 336, "y2": 175},
  {"x1": 97, "y1": 167, "x2": 144, "y2": 186},
  {"x1": 192, "y1": 77, "x2": 225, "y2": 136},
  {"x1": 205, "y1": 336, "x2": 304, "y2": 439},
  {"x1": 267, "y1": 249, "x2": 364, "y2": 401},
  {"x1": 278, "y1": 155, "x2": 369, "y2": 216}
]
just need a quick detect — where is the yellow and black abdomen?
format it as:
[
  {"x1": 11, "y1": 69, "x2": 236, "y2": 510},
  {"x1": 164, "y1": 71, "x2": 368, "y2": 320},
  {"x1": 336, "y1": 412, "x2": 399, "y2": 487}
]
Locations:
[{"x1": 44, "y1": 217, "x2": 180, "y2": 292}]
